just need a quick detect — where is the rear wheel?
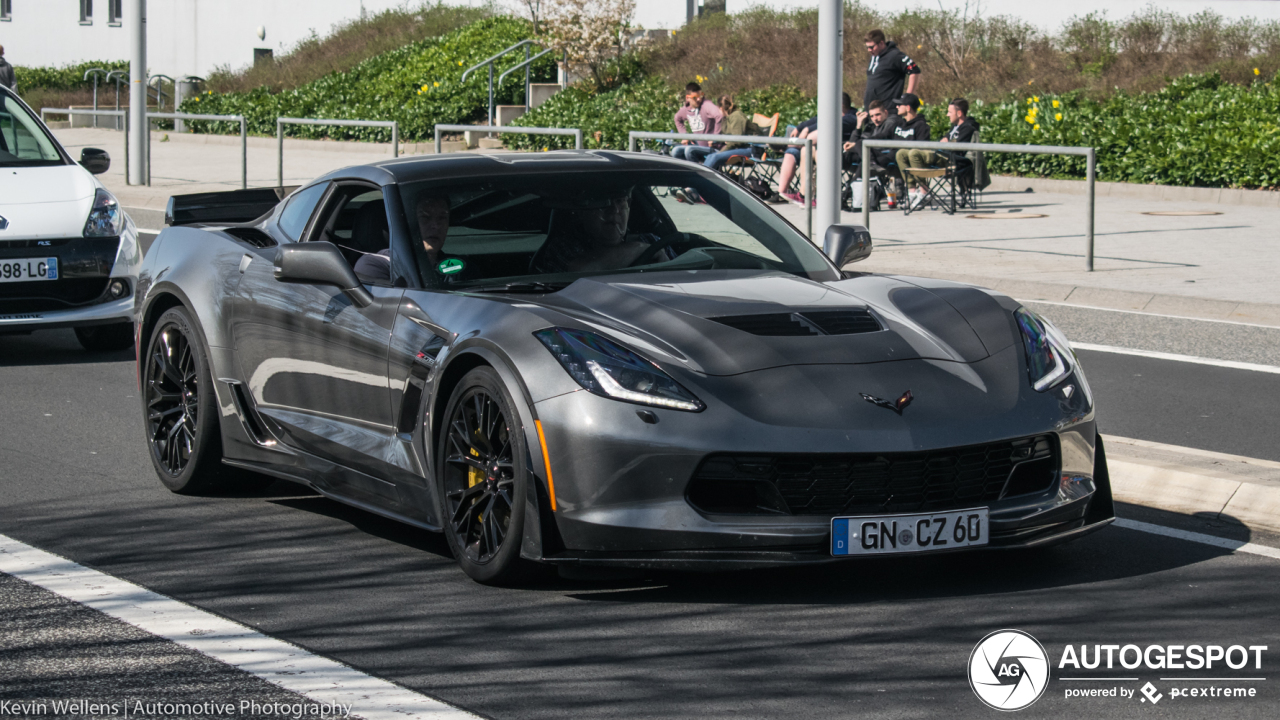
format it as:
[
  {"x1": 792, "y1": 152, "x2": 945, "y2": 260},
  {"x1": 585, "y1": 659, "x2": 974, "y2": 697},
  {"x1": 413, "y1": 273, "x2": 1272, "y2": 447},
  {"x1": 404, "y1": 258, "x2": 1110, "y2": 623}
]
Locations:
[
  {"x1": 437, "y1": 367, "x2": 537, "y2": 585},
  {"x1": 75, "y1": 322, "x2": 134, "y2": 352},
  {"x1": 142, "y1": 307, "x2": 243, "y2": 494}
]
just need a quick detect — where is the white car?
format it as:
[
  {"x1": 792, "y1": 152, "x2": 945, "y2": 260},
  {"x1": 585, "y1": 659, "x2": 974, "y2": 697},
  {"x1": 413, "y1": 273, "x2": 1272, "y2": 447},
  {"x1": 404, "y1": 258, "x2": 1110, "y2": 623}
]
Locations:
[{"x1": 0, "y1": 85, "x2": 140, "y2": 351}]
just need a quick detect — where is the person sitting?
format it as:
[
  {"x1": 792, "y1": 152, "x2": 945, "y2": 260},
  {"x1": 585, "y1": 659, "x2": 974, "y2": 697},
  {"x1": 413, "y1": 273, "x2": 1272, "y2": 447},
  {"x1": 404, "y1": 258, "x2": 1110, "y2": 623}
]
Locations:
[
  {"x1": 889, "y1": 93, "x2": 935, "y2": 209},
  {"x1": 672, "y1": 83, "x2": 724, "y2": 163},
  {"x1": 777, "y1": 92, "x2": 858, "y2": 206},
  {"x1": 938, "y1": 97, "x2": 979, "y2": 160},
  {"x1": 701, "y1": 95, "x2": 759, "y2": 171},
  {"x1": 531, "y1": 192, "x2": 656, "y2": 274},
  {"x1": 842, "y1": 99, "x2": 902, "y2": 177},
  {"x1": 353, "y1": 195, "x2": 449, "y2": 283}
]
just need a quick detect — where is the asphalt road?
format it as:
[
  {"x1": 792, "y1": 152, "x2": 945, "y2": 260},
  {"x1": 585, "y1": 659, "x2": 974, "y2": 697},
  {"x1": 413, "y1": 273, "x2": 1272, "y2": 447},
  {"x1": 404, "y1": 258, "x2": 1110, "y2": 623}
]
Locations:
[{"x1": 1, "y1": 308, "x2": 1279, "y2": 719}]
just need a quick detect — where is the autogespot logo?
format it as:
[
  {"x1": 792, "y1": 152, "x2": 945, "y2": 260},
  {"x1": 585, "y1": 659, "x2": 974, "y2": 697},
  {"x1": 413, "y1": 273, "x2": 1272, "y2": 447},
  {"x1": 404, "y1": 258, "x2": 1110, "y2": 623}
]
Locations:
[{"x1": 969, "y1": 629, "x2": 1050, "y2": 711}]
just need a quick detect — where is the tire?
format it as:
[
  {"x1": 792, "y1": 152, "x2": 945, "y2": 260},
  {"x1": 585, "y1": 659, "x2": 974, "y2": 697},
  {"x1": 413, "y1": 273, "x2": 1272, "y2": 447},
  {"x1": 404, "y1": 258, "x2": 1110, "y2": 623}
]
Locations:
[
  {"x1": 141, "y1": 307, "x2": 241, "y2": 494},
  {"x1": 436, "y1": 366, "x2": 538, "y2": 585},
  {"x1": 75, "y1": 322, "x2": 135, "y2": 352}
]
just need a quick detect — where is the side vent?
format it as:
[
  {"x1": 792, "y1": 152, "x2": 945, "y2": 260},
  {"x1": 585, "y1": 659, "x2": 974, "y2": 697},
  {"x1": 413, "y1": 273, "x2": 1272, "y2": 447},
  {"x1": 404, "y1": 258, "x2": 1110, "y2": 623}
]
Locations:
[
  {"x1": 711, "y1": 309, "x2": 881, "y2": 337},
  {"x1": 224, "y1": 380, "x2": 280, "y2": 448},
  {"x1": 223, "y1": 227, "x2": 277, "y2": 248}
]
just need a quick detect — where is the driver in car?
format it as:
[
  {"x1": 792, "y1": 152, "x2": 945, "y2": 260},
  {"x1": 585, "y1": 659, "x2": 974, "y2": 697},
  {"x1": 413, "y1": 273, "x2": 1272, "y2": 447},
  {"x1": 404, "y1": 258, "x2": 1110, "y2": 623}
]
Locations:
[
  {"x1": 354, "y1": 195, "x2": 450, "y2": 283},
  {"x1": 533, "y1": 191, "x2": 666, "y2": 274}
]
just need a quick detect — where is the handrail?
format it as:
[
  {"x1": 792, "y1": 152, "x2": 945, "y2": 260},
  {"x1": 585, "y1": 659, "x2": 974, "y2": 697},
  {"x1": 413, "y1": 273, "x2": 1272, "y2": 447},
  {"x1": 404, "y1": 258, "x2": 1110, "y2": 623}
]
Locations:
[
  {"x1": 146, "y1": 112, "x2": 247, "y2": 189},
  {"x1": 860, "y1": 138, "x2": 1097, "y2": 270},
  {"x1": 433, "y1": 124, "x2": 582, "y2": 153},
  {"x1": 495, "y1": 47, "x2": 555, "y2": 87},
  {"x1": 147, "y1": 74, "x2": 174, "y2": 112},
  {"x1": 83, "y1": 68, "x2": 109, "y2": 128},
  {"x1": 106, "y1": 70, "x2": 128, "y2": 130},
  {"x1": 41, "y1": 108, "x2": 130, "y2": 183},
  {"x1": 629, "y1": 131, "x2": 816, "y2": 240},
  {"x1": 277, "y1": 117, "x2": 399, "y2": 188},
  {"x1": 461, "y1": 39, "x2": 548, "y2": 126}
]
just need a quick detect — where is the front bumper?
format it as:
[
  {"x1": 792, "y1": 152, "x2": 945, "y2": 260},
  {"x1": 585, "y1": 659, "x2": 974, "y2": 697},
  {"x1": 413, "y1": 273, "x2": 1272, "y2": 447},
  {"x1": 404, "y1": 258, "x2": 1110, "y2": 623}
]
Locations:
[
  {"x1": 0, "y1": 228, "x2": 140, "y2": 332},
  {"x1": 530, "y1": 353, "x2": 1112, "y2": 570},
  {"x1": 0, "y1": 295, "x2": 134, "y2": 331}
]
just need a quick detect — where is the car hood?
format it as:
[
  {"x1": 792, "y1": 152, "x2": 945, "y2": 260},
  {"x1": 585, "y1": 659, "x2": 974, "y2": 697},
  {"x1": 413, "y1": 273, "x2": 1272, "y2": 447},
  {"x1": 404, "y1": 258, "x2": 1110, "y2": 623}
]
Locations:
[
  {"x1": 525, "y1": 270, "x2": 1019, "y2": 376},
  {"x1": 0, "y1": 165, "x2": 97, "y2": 239}
]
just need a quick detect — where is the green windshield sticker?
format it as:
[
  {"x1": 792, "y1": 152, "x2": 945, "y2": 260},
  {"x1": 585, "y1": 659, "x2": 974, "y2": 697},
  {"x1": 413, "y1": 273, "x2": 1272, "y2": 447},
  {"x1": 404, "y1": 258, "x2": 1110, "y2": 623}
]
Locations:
[{"x1": 437, "y1": 258, "x2": 465, "y2": 275}]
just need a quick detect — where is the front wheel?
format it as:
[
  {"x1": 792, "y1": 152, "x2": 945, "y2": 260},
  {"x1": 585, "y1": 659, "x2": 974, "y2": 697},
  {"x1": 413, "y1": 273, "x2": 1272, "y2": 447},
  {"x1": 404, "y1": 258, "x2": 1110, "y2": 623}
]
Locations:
[
  {"x1": 436, "y1": 367, "x2": 538, "y2": 585},
  {"x1": 75, "y1": 322, "x2": 134, "y2": 352}
]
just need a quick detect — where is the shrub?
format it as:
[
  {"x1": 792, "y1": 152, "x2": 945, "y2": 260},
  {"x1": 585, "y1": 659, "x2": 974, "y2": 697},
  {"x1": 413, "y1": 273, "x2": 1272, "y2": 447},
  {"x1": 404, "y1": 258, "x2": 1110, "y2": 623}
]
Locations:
[{"x1": 11, "y1": 60, "x2": 129, "y2": 93}]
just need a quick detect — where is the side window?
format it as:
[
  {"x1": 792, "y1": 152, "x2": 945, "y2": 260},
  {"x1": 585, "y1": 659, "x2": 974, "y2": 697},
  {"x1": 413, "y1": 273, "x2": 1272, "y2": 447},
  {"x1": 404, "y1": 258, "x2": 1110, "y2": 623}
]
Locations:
[
  {"x1": 308, "y1": 185, "x2": 391, "y2": 284},
  {"x1": 277, "y1": 183, "x2": 328, "y2": 241}
]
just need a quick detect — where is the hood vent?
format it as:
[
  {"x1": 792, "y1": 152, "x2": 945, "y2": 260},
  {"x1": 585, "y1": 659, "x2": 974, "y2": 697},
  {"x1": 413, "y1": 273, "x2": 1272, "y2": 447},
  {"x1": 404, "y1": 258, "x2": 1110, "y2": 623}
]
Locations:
[
  {"x1": 223, "y1": 227, "x2": 277, "y2": 248},
  {"x1": 712, "y1": 309, "x2": 881, "y2": 337}
]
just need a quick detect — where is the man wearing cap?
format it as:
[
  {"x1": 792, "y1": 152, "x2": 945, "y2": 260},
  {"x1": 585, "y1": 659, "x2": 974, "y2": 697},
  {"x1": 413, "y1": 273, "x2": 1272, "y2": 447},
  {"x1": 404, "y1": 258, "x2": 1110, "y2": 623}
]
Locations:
[
  {"x1": 862, "y1": 30, "x2": 920, "y2": 113},
  {"x1": 0, "y1": 46, "x2": 16, "y2": 91},
  {"x1": 891, "y1": 93, "x2": 934, "y2": 209}
]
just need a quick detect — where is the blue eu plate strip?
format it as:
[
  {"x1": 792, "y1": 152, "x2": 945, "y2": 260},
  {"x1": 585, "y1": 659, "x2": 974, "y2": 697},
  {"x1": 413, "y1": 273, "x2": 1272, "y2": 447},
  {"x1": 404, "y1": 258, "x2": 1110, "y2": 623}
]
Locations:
[
  {"x1": 832, "y1": 518, "x2": 849, "y2": 555},
  {"x1": 46, "y1": 258, "x2": 58, "y2": 280}
]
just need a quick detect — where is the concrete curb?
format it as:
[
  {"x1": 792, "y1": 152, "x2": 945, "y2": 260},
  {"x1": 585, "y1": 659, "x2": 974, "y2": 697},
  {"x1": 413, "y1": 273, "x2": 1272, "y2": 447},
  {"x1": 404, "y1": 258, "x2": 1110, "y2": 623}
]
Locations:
[
  {"x1": 1107, "y1": 437, "x2": 1280, "y2": 535},
  {"x1": 884, "y1": 271, "x2": 1280, "y2": 328},
  {"x1": 987, "y1": 174, "x2": 1280, "y2": 209}
]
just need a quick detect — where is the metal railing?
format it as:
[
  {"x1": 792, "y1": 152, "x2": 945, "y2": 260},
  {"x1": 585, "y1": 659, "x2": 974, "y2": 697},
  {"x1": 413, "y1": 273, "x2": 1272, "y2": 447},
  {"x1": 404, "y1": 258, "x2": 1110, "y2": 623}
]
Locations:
[
  {"x1": 461, "y1": 39, "x2": 551, "y2": 126},
  {"x1": 629, "y1": 131, "x2": 816, "y2": 240},
  {"x1": 496, "y1": 47, "x2": 562, "y2": 118},
  {"x1": 434, "y1": 124, "x2": 583, "y2": 153},
  {"x1": 146, "y1": 112, "x2": 247, "y2": 189},
  {"x1": 277, "y1": 118, "x2": 399, "y2": 188},
  {"x1": 861, "y1": 139, "x2": 1097, "y2": 270},
  {"x1": 83, "y1": 68, "x2": 110, "y2": 129},
  {"x1": 41, "y1": 108, "x2": 130, "y2": 183}
]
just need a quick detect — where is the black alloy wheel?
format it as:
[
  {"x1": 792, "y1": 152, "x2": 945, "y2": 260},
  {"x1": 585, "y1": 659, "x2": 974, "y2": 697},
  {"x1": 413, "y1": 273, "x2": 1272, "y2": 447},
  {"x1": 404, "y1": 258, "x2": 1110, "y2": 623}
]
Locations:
[
  {"x1": 438, "y1": 367, "x2": 535, "y2": 584},
  {"x1": 142, "y1": 307, "x2": 241, "y2": 494}
]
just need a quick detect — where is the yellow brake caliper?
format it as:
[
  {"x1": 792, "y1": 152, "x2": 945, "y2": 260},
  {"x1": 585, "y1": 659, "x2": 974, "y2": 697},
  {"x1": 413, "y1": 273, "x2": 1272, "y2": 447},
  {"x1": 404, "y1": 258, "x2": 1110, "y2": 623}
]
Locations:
[{"x1": 468, "y1": 446, "x2": 483, "y2": 522}]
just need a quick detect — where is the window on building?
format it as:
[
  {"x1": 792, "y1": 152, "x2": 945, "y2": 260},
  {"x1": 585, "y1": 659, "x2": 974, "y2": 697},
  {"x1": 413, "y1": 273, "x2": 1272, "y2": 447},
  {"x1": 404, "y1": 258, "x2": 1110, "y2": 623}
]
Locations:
[
  {"x1": 79, "y1": 0, "x2": 93, "y2": 25},
  {"x1": 1, "y1": 0, "x2": 12, "y2": 23},
  {"x1": 108, "y1": 0, "x2": 122, "y2": 25}
]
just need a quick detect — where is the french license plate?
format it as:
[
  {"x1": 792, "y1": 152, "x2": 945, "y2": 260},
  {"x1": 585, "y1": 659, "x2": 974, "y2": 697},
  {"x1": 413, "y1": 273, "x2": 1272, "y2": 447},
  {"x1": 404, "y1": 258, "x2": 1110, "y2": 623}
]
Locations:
[
  {"x1": 832, "y1": 508, "x2": 989, "y2": 556},
  {"x1": 0, "y1": 257, "x2": 58, "y2": 282}
]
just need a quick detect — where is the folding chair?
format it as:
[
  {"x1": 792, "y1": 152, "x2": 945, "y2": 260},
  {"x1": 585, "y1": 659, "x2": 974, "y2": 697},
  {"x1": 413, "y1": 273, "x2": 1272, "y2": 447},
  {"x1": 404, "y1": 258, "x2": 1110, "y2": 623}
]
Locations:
[
  {"x1": 721, "y1": 112, "x2": 780, "y2": 184},
  {"x1": 902, "y1": 167, "x2": 955, "y2": 215}
]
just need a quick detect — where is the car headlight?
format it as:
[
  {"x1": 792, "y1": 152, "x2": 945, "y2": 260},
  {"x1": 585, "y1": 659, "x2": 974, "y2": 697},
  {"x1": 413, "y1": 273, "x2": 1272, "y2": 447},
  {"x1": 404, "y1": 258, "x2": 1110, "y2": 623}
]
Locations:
[
  {"x1": 534, "y1": 327, "x2": 705, "y2": 412},
  {"x1": 1015, "y1": 308, "x2": 1077, "y2": 392},
  {"x1": 84, "y1": 188, "x2": 124, "y2": 237}
]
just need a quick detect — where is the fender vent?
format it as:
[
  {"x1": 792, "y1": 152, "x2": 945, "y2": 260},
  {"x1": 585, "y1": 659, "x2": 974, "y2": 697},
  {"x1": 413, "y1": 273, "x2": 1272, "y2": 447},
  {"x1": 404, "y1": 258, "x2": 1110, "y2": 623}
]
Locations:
[
  {"x1": 223, "y1": 227, "x2": 277, "y2": 248},
  {"x1": 711, "y1": 309, "x2": 881, "y2": 337}
]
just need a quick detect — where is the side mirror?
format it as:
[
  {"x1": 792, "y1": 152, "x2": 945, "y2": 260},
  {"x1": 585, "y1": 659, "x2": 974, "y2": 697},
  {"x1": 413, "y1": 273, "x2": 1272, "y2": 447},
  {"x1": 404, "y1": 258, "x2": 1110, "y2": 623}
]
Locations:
[
  {"x1": 80, "y1": 148, "x2": 111, "y2": 175},
  {"x1": 273, "y1": 241, "x2": 373, "y2": 308},
  {"x1": 824, "y1": 224, "x2": 873, "y2": 268}
]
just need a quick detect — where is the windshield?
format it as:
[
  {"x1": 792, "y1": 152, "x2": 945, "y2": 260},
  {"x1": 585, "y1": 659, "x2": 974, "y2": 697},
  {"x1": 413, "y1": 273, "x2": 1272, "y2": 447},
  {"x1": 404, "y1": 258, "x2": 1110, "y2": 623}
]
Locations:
[
  {"x1": 0, "y1": 95, "x2": 64, "y2": 167},
  {"x1": 397, "y1": 169, "x2": 838, "y2": 289}
]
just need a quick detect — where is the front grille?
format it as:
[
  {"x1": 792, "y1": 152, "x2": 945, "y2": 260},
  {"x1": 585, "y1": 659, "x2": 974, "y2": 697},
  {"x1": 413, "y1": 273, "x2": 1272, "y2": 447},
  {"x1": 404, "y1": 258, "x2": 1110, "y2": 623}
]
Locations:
[
  {"x1": 711, "y1": 309, "x2": 881, "y2": 337},
  {"x1": 687, "y1": 435, "x2": 1059, "y2": 516},
  {"x1": 0, "y1": 278, "x2": 111, "y2": 313}
]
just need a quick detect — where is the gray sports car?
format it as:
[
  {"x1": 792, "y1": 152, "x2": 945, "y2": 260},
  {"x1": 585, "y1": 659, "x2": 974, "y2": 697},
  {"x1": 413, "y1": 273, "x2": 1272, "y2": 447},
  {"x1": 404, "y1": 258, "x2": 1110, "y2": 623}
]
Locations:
[{"x1": 135, "y1": 151, "x2": 1113, "y2": 584}]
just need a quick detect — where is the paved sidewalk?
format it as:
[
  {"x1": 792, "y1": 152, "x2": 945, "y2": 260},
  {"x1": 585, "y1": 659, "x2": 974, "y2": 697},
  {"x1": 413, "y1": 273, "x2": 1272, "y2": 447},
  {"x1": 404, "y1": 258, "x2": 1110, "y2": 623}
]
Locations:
[{"x1": 55, "y1": 127, "x2": 1280, "y2": 325}]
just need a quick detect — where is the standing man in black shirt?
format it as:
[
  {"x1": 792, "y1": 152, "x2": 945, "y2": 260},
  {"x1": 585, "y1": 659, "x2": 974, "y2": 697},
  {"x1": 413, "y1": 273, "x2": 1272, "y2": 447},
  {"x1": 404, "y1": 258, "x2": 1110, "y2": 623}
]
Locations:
[{"x1": 862, "y1": 30, "x2": 920, "y2": 113}]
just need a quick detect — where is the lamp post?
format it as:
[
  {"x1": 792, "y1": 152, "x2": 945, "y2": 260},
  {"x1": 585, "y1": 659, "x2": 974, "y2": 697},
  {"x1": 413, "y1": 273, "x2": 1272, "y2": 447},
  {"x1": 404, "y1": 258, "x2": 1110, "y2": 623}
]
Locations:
[
  {"x1": 126, "y1": 0, "x2": 147, "y2": 186},
  {"x1": 816, "y1": 0, "x2": 843, "y2": 246}
]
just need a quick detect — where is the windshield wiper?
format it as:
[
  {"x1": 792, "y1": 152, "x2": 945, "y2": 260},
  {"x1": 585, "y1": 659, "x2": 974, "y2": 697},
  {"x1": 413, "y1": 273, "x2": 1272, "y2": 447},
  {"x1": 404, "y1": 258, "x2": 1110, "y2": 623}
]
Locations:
[{"x1": 463, "y1": 281, "x2": 569, "y2": 294}]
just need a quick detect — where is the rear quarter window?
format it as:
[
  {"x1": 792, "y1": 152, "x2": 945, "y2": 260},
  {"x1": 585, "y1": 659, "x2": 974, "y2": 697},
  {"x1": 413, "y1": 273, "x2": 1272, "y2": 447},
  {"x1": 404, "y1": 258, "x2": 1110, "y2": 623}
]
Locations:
[{"x1": 278, "y1": 183, "x2": 328, "y2": 241}]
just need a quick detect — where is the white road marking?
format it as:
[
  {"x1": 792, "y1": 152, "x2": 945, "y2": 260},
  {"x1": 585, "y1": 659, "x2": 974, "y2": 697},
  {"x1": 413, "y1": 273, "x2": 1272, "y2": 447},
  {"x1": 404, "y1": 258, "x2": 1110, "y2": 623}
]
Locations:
[
  {"x1": 1114, "y1": 518, "x2": 1280, "y2": 561},
  {"x1": 1105, "y1": 434, "x2": 1280, "y2": 472},
  {"x1": 1022, "y1": 299, "x2": 1279, "y2": 330},
  {"x1": 0, "y1": 534, "x2": 480, "y2": 720},
  {"x1": 1072, "y1": 343, "x2": 1280, "y2": 375}
]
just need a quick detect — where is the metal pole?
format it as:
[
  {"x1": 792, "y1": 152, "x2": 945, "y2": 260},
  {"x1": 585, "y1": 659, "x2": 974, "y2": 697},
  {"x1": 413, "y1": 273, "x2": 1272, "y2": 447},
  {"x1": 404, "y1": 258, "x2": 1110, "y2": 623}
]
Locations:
[
  {"x1": 1086, "y1": 149, "x2": 1096, "y2": 272},
  {"x1": 805, "y1": 139, "x2": 813, "y2": 240},
  {"x1": 123, "y1": 111, "x2": 129, "y2": 186},
  {"x1": 277, "y1": 119, "x2": 284, "y2": 188},
  {"x1": 240, "y1": 118, "x2": 248, "y2": 189},
  {"x1": 574, "y1": 129, "x2": 583, "y2": 149},
  {"x1": 488, "y1": 64, "x2": 495, "y2": 127},
  {"x1": 435, "y1": 131, "x2": 443, "y2": 155},
  {"x1": 524, "y1": 45, "x2": 531, "y2": 114},
  {"x1": 126, "y1": 0, "x2": 147, "y2": 186},
  {"x1": 861, "y1": 142, "x2": 870, "y2": 229},
  {"x1": 628, "y1": 136, "x2": 637, "y2": 152},
  {"x1": 91, "y1": 76, "x2": 99, "y2": 128},
  {"x1": 146, "y1": 120, "x2": 151, "y2": 186},
  {"x1": 392, "y1": 123, "x2": 399, "y2": 158},
  {"x1": 816, "y1": 0, "x2": 843, "y2": 244}
]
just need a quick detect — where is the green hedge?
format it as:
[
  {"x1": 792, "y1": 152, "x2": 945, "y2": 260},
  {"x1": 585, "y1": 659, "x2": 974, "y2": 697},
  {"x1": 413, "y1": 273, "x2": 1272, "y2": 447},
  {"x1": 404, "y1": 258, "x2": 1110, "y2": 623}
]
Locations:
[
  {"x1": 13, "y1": 61, "x2": 129, "y2": 92},
  {"x1": 179, "y1": 17, "x2": 555, "y2": 142},
  {"x1": 513, "y1": 71, "x2": 1280, "y2": 189}
]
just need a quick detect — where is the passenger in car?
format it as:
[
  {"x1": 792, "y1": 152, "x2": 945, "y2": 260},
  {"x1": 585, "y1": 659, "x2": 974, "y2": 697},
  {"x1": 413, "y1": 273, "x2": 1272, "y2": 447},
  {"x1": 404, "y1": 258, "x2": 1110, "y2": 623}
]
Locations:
[
  {"x1": 354, "y1": 195, "x2": 450, "y2": 283},
  {"x1": 531, "y1": 193, "x2": 655, "y2": 274}
]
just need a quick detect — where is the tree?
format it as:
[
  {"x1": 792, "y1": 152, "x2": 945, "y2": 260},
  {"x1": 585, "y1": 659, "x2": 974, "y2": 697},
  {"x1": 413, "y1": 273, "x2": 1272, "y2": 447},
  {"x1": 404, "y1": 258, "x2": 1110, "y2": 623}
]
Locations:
[
  {"x1": 540, "y1": 0, "x2": 637, "y2": 88},
  {"x1": 511, "y1": 0, "x2": 544, "y2": 33}
]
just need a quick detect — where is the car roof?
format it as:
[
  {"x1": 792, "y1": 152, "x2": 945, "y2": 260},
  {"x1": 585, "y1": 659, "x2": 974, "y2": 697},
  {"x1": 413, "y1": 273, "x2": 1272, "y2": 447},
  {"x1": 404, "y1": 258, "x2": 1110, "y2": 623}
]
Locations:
[{"x1": 313, "y1": 150, "x2": 712, "y2": 187}]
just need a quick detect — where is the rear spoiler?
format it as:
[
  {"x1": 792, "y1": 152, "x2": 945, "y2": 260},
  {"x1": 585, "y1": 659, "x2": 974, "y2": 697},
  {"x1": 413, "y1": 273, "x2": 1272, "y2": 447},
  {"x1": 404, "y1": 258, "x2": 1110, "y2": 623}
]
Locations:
[{"x1": 165, "y1": 186, "x2": 299, "y2": 227}]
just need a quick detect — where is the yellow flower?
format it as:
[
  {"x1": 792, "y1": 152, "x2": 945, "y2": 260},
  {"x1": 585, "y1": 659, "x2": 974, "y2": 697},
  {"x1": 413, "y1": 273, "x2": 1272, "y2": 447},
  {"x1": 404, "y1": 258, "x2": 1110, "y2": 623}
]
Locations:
[
  {"x1": 1055, "y1": 113, "x2": 1062, "y2": 121},
  {"x1": 1033, "y1": 123, "x2": 1040, "y2": 130},
  {"x1": 1027, "y1": 79, "x2": 1034, "y2": 85},
  {"x1": 421, "y1": 84, "x2": 428, "y2": 91},
  {"x1": 542, "y1": 147, "x2": 548, "y2": 152},
  {"x1": 433, "y1": 81, "x2": 439, "y2": 87},
  {"x1": 917, "y1": 44, "x2": 922, "y2": 49},
  {"x1": 1025, "y1": 115, "x2": 1034, "y2": 124},
  {"x1": 1255, "y1": 68, "x2": 1261, "y2": 76},
  {"x1": 1033, "y1": 96, "x2": 1040, "y2": 102},
  {"x1": 1026, "y1": 98, "x2": 1032, "y2": 104},
  {"x1": 458, "y1": 60, "x2": 463, "y2": 66},
  {"x1": 193, "y1": 96, "x2": 200, "y2": 102},
  {"x1": 1052, "y1": 99, "x2": 1060, "y2": 108}
]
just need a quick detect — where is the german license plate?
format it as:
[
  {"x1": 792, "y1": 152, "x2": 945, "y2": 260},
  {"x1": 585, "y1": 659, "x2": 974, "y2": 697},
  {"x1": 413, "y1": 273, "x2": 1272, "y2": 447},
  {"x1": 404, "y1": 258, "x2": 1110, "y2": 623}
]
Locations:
[
  {"x1": 832, "y1": 508, "x2": 989, "y2": 556},
  {"x1": 0, "y1": 258, "x2": 58, "y2": 282}
]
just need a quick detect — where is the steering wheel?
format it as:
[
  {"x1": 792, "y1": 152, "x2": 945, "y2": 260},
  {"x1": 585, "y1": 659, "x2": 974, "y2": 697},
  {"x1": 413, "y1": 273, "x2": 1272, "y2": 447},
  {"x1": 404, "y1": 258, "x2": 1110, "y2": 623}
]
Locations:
[{"x1": 628, "y1": 232, "x2": 717, "y2": 267}]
